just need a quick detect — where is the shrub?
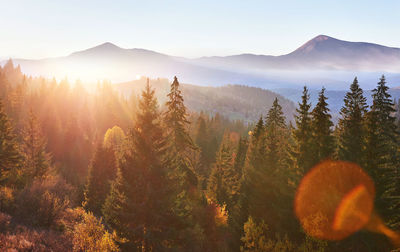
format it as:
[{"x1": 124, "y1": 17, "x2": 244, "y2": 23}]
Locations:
[
  {"x1": 0, "y1": 225, "x2": 72, "y2": 251},
  {"x1": 0, "y1": 186, "x2": 15, "y2": 212},
  {"x1": 15, "y1": 175, "x2": 74, "y2": 227},
  {"x1": 0, "y1": 212, "x2": 11, "y2": 232}
]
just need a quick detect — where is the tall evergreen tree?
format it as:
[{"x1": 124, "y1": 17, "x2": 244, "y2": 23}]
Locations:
[
  {"x1": 84, "y1": 143, "x2": 117, "y2": 216},
  {"x1": 207, "y1": 131, "x2": 240, "y2": 211},
  {"x1": 293, "y1": 87, "x2": 313, "y2": 174},
  {"x1": 252, "y1": 116, "x2": 264, "y2": 141},
  {"x1": 164, "y1": 76, "x2": 195, "y2": 153},
  {"x1": 21, "y1": 110, "x2": 50, "y2": 183},
  {"x1": 164, "y1": 76, "x2": 204, "y2": 249},
  {"x1": 0, "y1": 99, "x2": 22, "y2": 186},
  {"x1": 311, "y1": 88, "x2": 334, "y2": 165},
  {"x1": 244, "y1": 98, "x2": 293, "y2": 236},
  {"x1": 195, "y1": 115, "x2": 212, "y2": 180},
  {"x1": 365, "y1": 75, "x2": 400, "y2": 227},
  {"x1": 337, "y1": 77, "x2": 368, "y2": 165},
  {"x1": 265, "y1": 98, "x2": 287, "y2": 171},
  {"x1": 164, "y1": 76, "x2": 197, "y2": 190},
  {"x1": 103, "y1": 81, "x2": 175, "y2": 251}
]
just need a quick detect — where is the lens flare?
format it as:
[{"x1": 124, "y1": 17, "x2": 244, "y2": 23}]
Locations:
[{"x1": 295, "y1": 160, "x2": 400, "y2": 247}]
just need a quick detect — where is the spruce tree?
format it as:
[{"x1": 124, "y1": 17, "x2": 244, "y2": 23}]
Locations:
[
  {"x1": 21, "y1": 110, "x2": 50, "y2": 183},
  {"x1": 245, "y1": 98, "x2": 293, "y2": 235},
  {"x1": 293, "y1": 86, "x2": 313, "y2": 174},
  {"x1": 365, "y1": 75, "x2": 400, "y2": 227},
  {"x1": 164, "y1": 76, "x2": 203, "y2": 249},
  {"x1": 252, "y1": 116, "x2": 264, "y2": 141},
  {"x1": 337, "y1": 77, "x2": 367, "y2": 165},
  {"x1": 164, "y1": 76, "x2": 197, "y2": 191},
  {"x1": 310, "y1": 88, "x2": 334, "y2": 165},
  {"x1": 265, "y1": 98, "x2": 286, "y2": 171},
  {"x1": 0, "y1": 99, "x2": 22, "y2": 186},
  {"x1": 164, "y1": 76, "x2": 195, "y2": 152},
  {"x1": 195, "y1": 115, "x2": 211, "y2": 179},
  {"x1": 84, "y1": 143, "x2": 117, "y2": 216},
  {"x1": 103, "y1": 81, "x2": 175, "y2": 251},
  {"x1": 228, "y1": 137, "x2": 248, "y2": 251},
  {"x1": 207, "y1": 131, "x2": 240, "y2": 211}
]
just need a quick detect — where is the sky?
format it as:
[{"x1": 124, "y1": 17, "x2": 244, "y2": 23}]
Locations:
[{"x1": 1, "y1": 0, "x2": 400, "y2": 59}]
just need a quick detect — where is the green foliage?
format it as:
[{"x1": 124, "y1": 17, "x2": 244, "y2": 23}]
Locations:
[
  {"x1": 21, "y1": 110, "x2": 51, "y2": 184},
  {"x1": 293, "y1": 86, "x2": 313, "y2": 174},
  {"x1": 164, "y1": 76, "x2": 195, "y2": 152},
  {"x1": 337, "y1": 77, "x2": 368, "y2": 165},
  {"x1": 241, "y1": 216, "x2": 295, "y2": 252},
  {"x1": 365, "y1": 75, "x2": 400, "y2": 227},
  {"x1": 0, "y1": 99, "x2": 23, "y2": 186},
  {"x1": 244, "y1": 98, "x2": 294, "y2": 238},
  {"x1": 104, "y1": 80, "x2": 176, "y2": 250},
  {"x1": 83, "y1": 143, "x2": 117, "y2": 216},
  {"x1": 207, "y1": 131, "x2": 241, "y2": 212},
  {"x1": 310, "y1": 88, "x2": 334, "y2": 164}
]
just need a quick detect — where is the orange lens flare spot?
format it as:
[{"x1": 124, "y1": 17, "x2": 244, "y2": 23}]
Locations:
[
  {"x1": 332, "y1": 184, "x2": 372, "y2": 232},
  {"x1": 295, "y1": 160, "x2": 375, "y2": 241}
]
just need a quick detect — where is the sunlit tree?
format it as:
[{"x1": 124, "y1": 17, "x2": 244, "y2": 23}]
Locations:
[
  {"x1": 21, "y1": 110, "x2": 50, "y2": 183},
  {"x1": 0, "y1": 99, "x2": 22, "y2": 186},
  {"x1": 103, "y1": 81, "x2": 175, "y2": 251},
  {"x1": 311, "y1": 88, "x2": 334, "y2": 165},
  {"x1": 337, "y1": 77, "x2": 368, "y2": 165},
  {"x1": 84, "y1": 143, "x2": 117, "y2": 216}
]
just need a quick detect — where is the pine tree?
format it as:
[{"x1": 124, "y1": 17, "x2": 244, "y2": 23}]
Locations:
[
  {"x1": 265, "y1": 98, "x2": 286, "y2": 171},
  {"x1": 310, "y1": 88, "x2": 334, "y2": 165},
  {"x1": 365, "y1": 75, "x2": 400, "y2": 227},
  {"x1": 244, "y1": 98, "x2": 293, "y2": 235},
  {"x1": 252, "y1": 116, "x2": 264, "y2": 140},
  {"x1": 195, "y1": 115, "x2": 211, "y2": 180},
  {"x1": 103, "y1": 81, "x2": 175, "y2": 251},
  {"x1": 164, "y1": 76, "x2": 197, "y2": 191},
  {"x1": 0, "y1": 99, "x2": 22, "y2": 186},
  {"x1": 233, "y1": 137, "x2": 248, "y2": 183},
  {"x1": 164, "y1": 76, "x2": 195, "y2": 153},
  {"x1": 21, "y1": 110, "x2": 50, "y2": 183},
  {"x1": 293, "y1": 86, "x2": 313, "y2": 174},
  {"x1": 227, "y1": 137, "x2": 248, "y2": 251},
  {"x1": 337, "y1": 77, "x2": 368, "y2": 165},
  {"x1": 84, "y1": 143, "x2": 117, "y2": 216},
  {"x1": 207, "y1": 131, "x2": 240, "y2": 211},
  {"x1": 164, "y1": 76, "x2": 204, "y2": 249},
  {"x1": 240, "y1": 216, "x2": 270, "y2": 252}
]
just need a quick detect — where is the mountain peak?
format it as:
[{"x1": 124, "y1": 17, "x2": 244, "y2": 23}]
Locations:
[
  {"x1": 312, "y1": 34, "x2": 334, "y2": 42},
  {"x1": 292, "y1": 35, "x2": 339, "y2": 55},
  {"x1": 69, "y1": 42, "x2": 123, "y2": 57},
  {"x1": 87, "y1": 42, "x2": 122, "y2": 51}
]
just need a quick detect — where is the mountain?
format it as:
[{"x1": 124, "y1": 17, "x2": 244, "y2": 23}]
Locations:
[
  {"x1": 195, "y1": 35, "x2": 400, "y2": 72},
  {"x1": 3, "y1": 35, "x2": 400, "y2": 89}
]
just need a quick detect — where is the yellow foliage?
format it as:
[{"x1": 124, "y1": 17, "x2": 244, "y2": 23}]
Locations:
[{"x1": 72, "y1": 211, "x2": 119, "y2": 252}]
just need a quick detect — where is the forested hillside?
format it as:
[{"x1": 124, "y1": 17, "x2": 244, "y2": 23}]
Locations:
[
  {"x1": 0, "y1": 60, "x2": 400, "y2": 251},
  {"x1": 116, "y1": 78, "x2": 296, "y2": 123}
]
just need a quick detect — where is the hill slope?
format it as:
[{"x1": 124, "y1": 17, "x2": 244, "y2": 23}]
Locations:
[{"x1": 116, "y1": 78, "x2": 296, "y2": 123}]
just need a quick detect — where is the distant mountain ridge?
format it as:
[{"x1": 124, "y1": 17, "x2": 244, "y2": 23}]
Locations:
[{"x1": 3, "y1": 35, "x2": 400, "y2": 89}]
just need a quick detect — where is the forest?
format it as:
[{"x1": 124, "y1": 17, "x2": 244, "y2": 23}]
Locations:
[{"x1": 0, "y1": 59, "x2": 400, "y2": 251}]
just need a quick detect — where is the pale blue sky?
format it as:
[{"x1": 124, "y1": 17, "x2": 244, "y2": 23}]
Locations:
[{"x1": 1, "y1": 0, "x2": 399, "y2": 59}]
